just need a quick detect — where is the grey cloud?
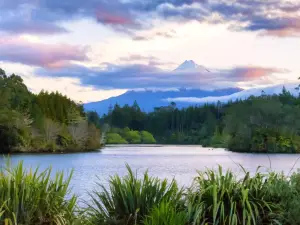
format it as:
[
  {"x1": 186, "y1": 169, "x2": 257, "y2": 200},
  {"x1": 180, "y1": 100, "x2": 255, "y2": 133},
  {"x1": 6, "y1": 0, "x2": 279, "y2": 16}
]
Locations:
[
  {"x1": 0, "y1": 0, "x2": 299, "y2": 37},
  {"x1": 35, "y1": 63, "x2": 288, "y2": 90}
]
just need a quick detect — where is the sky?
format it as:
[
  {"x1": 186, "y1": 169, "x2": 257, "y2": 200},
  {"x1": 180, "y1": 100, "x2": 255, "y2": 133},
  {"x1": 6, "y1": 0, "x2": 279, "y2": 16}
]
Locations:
[{"x1": 0, "y1": 0, "x2": 300, "y2": 103}]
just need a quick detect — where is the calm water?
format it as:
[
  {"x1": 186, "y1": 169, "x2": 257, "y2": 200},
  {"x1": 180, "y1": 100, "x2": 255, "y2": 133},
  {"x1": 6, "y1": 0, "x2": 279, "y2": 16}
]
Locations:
[{"x1": 1, "y1": 145, "x2": 300, "y2": 200}]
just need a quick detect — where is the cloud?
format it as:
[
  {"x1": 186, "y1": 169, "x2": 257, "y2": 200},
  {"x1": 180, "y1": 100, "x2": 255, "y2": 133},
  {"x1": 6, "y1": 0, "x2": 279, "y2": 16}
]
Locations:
[
  {"x1": 133, "y1": 30, "x2": 177, "y2": 40},
  {"x1": 164, "y1": 83, "x2": 300, "y2": 104},
  {"x1": 0, "y1": 3, "x2": 69, "y2": 35},
  {"x1": 1, "y1": 0, "x2": 299, "y2": 37},
  {"x1": 118, "y1": 55, "x2": 158, "y2": 62},
  {"x1": 227, "y1": 67, "x2": 289, "y2": 80},
  {"x1": 35, "y1": 63, "x2": 288, "y2": 90},
  {"x1": 117, "y1": 54, "x2": 177, "y2": 69},
  {"x1": 0, "y1": 36, "x2": 88, "y2": 68},
  {"x1": 0, "y1": 20, "x2": 68, "y2": 35}
]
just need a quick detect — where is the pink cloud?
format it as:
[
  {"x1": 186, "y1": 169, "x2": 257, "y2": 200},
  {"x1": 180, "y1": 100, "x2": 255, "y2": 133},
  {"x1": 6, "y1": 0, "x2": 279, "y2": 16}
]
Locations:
[
  {"x1": 262, "y1": 28, "x2": 300, "y2": 37},
  {"x1": 96, "y1": 10, "x2": 134, "y2": 25},
  {"x1": 0, "y1": 36, "x2": 88, "y2": 68},
  {"x1": 232, "y1": 67, "x2": 288, "y2": 80}
]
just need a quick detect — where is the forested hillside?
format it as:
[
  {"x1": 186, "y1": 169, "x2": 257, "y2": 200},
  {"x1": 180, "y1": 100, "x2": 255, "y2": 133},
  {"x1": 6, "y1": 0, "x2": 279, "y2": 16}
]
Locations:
[
  {"x1": 0, "y1": 68, "x2": 101, "y2": 153},
  {"x1": 101, "y1": 87, "x2": 300, "y2": 153}
]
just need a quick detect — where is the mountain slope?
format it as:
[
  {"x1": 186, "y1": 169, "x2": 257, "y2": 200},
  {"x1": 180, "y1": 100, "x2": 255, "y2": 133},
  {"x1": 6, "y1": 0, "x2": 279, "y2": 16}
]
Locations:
[
  {"x1": 165, "y1": 83, "x2": 299, "y2": 104},
  {"x1": 174, "y1": 60, "x2": 210, "y2": 72},
  {"x1": 84, "y1": 87, "x2": 243, "y2": 115}
]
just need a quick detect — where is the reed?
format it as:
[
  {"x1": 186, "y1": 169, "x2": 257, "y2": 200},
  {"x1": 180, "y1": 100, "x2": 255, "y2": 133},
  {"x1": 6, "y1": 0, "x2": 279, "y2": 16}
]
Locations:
[
  {"x1": 85, "y1": 164, "x2": 182, "y2": 225},
  {"x1": 1, "y1": 161, "x2": 300, "y2": 225},
  {"x1": 0, "y1": 160, "x2": 79, "y2": 225},
  {"x1": 186, "y1": 166, "x2": 279, "y2": 225},
  {"x1": 143, "y1": 201, "x2": 187, "y2": 225}
]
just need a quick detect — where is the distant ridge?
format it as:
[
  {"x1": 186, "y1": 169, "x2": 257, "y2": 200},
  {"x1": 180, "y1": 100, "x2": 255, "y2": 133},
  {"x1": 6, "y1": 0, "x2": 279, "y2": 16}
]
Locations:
[{"x1": 84, "y1": 87, "x2": 242, "y2": 115}]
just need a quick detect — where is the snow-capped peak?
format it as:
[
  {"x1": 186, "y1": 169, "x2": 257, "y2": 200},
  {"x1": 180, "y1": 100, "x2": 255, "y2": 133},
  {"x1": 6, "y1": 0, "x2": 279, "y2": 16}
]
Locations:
[{"x1": 174, "y1": 60, "x2": 210, "y2": 73}]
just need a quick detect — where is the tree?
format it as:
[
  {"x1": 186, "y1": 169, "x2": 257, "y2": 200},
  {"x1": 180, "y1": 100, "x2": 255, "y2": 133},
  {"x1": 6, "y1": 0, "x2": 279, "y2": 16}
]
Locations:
[
  {"x1": 68, "y1": 120, "x2": 89, "y2": 148},
  {"x1": 87, "y1": 111, "x2": 101, "y2": 128},
  {"x1": 43, "y1": 118, "x2": 60, "y2": 143},
  {"x1": 0, "y1": 68, "x2": 6, "y2": 79}
]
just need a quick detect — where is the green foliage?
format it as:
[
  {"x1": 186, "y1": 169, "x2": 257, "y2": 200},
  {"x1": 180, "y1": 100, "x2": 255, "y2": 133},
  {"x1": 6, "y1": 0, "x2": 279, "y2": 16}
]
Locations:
[
  {"x1": 187, "y1": 166, "x2": 279, "y2": 225},
  {"x1": 210, "y1": 129, "x2": 231, "y2": 148},
  {"x1": 87, "y1": 111, "x2": 101, "y2": 128},
  {"x1": 2, "y1": 162, "x2": 300, "y2": 224},
  {"x1": 143, "y1": 201, "x2": 187, "y2": 225},
  {"x1": 85, "y1": 164, "x2": 182, "y2": 225},
  {"x1": 106, "y1": 133, "x2": 128, "y2": 144},
  {"x1": 260, "y1": 171, "x2": 300, "y2": 225},
  {"x1": 0, "y1": 69, "x2": 101, "y2": 153},
  {"x1": 224, "y1": 95, "x2": 300, "y2": 153},
  {"x1": 36, "y1": 91, "x2": 85, "y2": 124},
  {"x1": 105, "y1": 128, "x2": 156, "y2": 144},
  {"x1": 123, "y1": 130, "x2": 142, "y2": 144},
  {"x1": 0, "y1": 160, "x2": 79, "y2": 225},
  {"x1": 140, "y1": 131, "x2": 156, "y2": 144},
  {"x1": 83, "y1": 164, "x2": 300, "y2": 225}
]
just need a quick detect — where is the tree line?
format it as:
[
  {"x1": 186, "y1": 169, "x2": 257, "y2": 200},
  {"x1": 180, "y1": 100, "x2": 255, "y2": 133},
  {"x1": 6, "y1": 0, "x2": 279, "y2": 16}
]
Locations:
[
  {"x1": 0, "y1": 68, "x2": 101, "y2": 153},
  {"x1": 100, "y1": 87, "x2": 300, "y2": 153}
]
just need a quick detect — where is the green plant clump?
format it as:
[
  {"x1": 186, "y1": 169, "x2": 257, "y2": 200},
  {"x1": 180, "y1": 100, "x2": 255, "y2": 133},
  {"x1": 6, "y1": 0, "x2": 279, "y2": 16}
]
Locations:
[
  {"x1": 0, "y1": 161, "x2": 80, "y2": 225},
  {"x1": 85, "y1": 164, "x2": 182, "y2": 225},
  {"x1": 2, "y1": 161, "x2": 300, "y2": 225}
]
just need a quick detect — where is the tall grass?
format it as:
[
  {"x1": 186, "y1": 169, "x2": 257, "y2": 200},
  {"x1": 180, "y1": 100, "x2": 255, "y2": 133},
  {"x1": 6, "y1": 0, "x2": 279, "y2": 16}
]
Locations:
[
  {"x1": 85, "y1": 164, "x2": 182, "y2": 225},
  {"x1": 0, "y1": 160, "x2": 79, "y2": 225},
  {"x1": 143, "y1": 201, "x2": 187, "y2": 225},
  {"x1": 186, "y1": 166, "x2": 280, "y2": 225},
  {"x1": 1, "y1": 161, "x2": 300, "y2": 225}
]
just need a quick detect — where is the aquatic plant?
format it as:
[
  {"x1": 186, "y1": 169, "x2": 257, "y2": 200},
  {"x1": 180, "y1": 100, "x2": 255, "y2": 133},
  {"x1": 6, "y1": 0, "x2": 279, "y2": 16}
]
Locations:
[
  {"x1": 186, "y1": 166, "x2": 279, "y2": 225},
  {"x1": 85, "y1": 164, "x2": 182, "y2": 225},
  {"x1": 143, "y1": 201, "x2": 187, "y2": 225},
  {"x1": 1, "y1": 161, "x2": 300, "y2": 225},
  {"x1": 0, "y1": 160, "x2": 79, "y2": 225}
]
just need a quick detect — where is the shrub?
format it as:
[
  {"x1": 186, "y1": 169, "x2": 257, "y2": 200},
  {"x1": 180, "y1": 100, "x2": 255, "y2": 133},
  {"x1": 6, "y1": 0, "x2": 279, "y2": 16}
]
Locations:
[
  {"x1": 262, "y1": 171, "x2": 300, "y2": 225},
  {"x1": 140, "y1": 131, "x2": 156, "y2": 144},
  {"x1": 106, "y1": 133, "x2": 128, "y2": 144},
  {"x1": 123, "y1": 130, "x2": 141, "y2": 144}
]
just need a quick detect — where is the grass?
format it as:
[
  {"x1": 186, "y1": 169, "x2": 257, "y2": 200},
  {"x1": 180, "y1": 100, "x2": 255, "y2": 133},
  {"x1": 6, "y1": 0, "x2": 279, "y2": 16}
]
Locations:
[
  {"x1": 85, "y1": 164, "x2": 182, "y2": 225},
  {"x1": 1, "y1": 161, "x2": 300, "y2": 225},
  {"x1": 143, "y1": 201, "x2": 187, "y2": 225},
  {"x1": 187, "y1": 166, "x2": 279, "y2": 225},
  {"x1": 0, "y1": 160, "x2": 79, "y2": 225}
]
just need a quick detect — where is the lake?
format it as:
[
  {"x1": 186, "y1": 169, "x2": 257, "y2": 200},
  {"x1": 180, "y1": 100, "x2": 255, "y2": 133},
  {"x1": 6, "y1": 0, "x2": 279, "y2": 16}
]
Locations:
[{"x1": 1, "y1": 145, "x2": 300, "y2": 201}]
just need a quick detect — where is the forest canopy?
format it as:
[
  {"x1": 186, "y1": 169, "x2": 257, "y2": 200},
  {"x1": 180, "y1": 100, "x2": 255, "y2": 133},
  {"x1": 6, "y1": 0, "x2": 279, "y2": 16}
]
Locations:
[{"x1": 0, "y1": 68, "x2": 101, "y2": 153}]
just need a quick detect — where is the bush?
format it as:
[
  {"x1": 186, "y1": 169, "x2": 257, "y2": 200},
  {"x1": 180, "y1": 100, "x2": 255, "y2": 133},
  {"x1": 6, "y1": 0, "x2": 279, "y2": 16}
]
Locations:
[
  {"x1": 106, "y1": 133, "x2": 128, "y2": 144},
  {"x1": 262, "y1": 171, "x2": 300, "y2": 224},
  {"x1": 209, "y1": 130, "x2": 231, "y2": 148},
  {"x1": 0, "y1": 160, "x2": 79, "y2": 225},
  {"x1": 140, "y1": 131, "x2": 156, "y2": 144},
  {"x1": 85, "y1": 164, "x2": 182, "y2": 225},
  {"x1": 123, "y1": 130, "x2": 141, "y2": 144}
]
